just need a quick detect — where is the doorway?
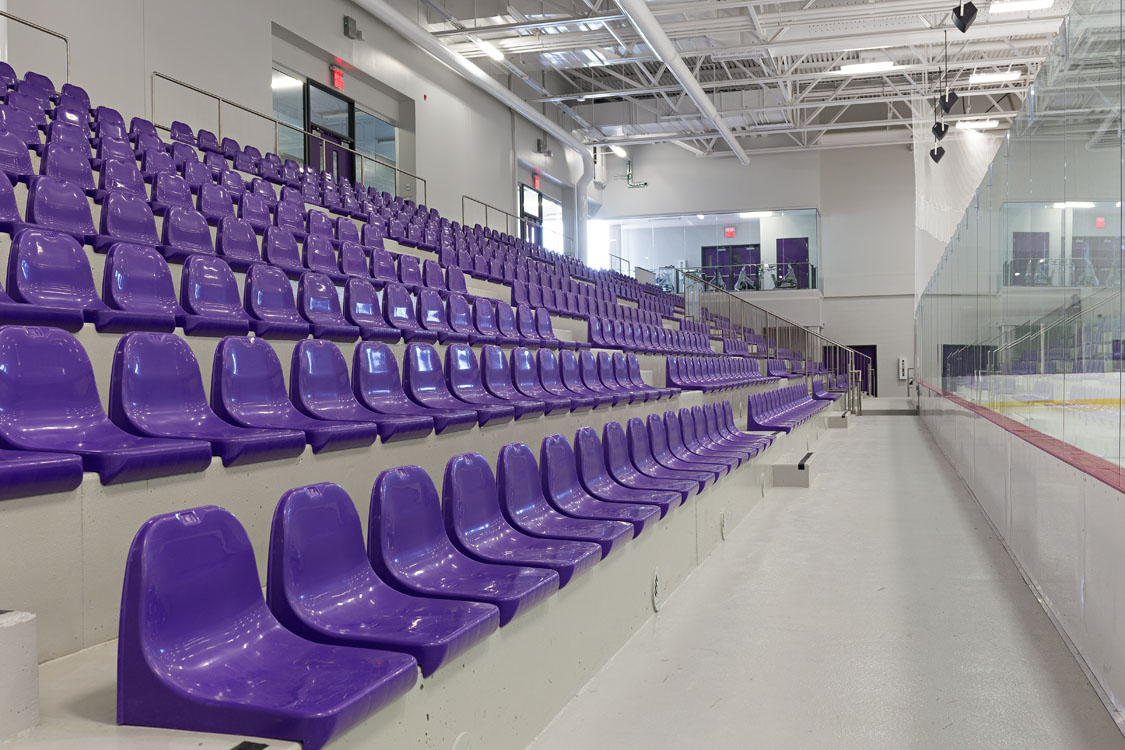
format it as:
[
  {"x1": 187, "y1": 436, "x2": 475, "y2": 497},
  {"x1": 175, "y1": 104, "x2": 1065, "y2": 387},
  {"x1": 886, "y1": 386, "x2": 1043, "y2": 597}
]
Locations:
[
  {"x1": 847, "y1": 345, "x2": 877, "y2": 396},
  {"x1": 306, "y1": 81, "x2": 355, "y2": 182}
]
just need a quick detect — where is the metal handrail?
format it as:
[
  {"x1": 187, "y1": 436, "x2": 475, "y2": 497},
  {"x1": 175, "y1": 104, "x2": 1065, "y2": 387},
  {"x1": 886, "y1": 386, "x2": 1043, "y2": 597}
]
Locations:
[
  {"x1": 677, "y1": 267, "x2": 871, "y2": 408},
  {"x1": 150, "y1": 71, "x2": 427, "y2": 204},
  {"x1": 461, "y1": 195, "x2": 520, "y2": 236},
  {"x1": 0, "y1": 10, "x2": 70, "y2": 83}
]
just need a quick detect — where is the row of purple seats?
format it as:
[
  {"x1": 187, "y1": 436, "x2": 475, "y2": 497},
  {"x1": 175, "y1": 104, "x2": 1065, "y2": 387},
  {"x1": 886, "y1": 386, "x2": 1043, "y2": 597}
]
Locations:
[
  {"x1": 811, "y1": 379, "x2": 842, "y2": 401},
  {"x1": 746, "y1": 384, "x2": 828, "y2": 433},
  {"x1": 116, "y1": 397, "x2": 768, "y2": 744},
  {"x1": 665, "y1": 356, "x2": 775, "y2": 391},
  {"x1": 766, "y1": 358, "x2": 798, "y2": 379},
  {"x1": 722, "y1": 338, "x2": 751, "y2": 357},
  {"x1": 588, "y1": 316, "x2": 711, "y2": 356}
]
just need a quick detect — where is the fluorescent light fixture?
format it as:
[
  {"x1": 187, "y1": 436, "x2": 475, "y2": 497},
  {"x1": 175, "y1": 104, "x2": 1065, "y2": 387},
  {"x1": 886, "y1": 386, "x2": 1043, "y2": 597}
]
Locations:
[
  {"x1": 835, "y1": 61, "x2": 896, "y2": 75},
  {"x1": 739, "y1": 211, "x2": 773, "y2": 219},
  {"x1": 474, "y1": 39, "x2": 504, "y2": 61},
  {"x1": 609, "y1": 144, "x2": 627, "y2": 158},
  {"x1": 956, "y1": 118, "x2": 1000, "y2": 129},
  {"x1": 696, "y1": 214, "x2": 705, "y2": 220},
  {"x1": 271, "y1": 76, "x2": 303, "y2": 90},
  {"x1": 969, "y1": 70, "x2": 1021, "y2": 84},
  {"x1": 990, "y1": 0, "x2": 1053, "y2": 12},
  {"x1": 1052, "y1": 201, "x2": 1095, "y2": 209}
]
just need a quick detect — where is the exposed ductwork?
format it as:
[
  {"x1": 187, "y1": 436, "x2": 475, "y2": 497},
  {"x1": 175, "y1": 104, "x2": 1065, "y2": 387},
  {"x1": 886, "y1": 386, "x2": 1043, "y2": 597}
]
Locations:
[
  {"x1": 352, "y1": 0, "x2": 594, "y2": 261},
  {"x1": 613, "y1": 0, "x2": 750, "y2": 165}
]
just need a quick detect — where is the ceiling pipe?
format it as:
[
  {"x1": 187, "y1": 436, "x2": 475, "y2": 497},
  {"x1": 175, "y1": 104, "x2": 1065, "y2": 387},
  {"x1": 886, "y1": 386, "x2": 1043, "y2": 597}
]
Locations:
[
  {"x1": 352, "y1": 0, "x2": 594, "y2": 262},
  {"x1": 614, "y1": 0, "x2": 750, "y2": 165}
]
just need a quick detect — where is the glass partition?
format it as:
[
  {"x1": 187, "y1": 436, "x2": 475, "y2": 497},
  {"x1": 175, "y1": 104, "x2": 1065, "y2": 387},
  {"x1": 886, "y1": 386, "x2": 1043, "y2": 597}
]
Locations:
[{"x1": 916, "y1": 0, "x2": 1124, "y2": 471}]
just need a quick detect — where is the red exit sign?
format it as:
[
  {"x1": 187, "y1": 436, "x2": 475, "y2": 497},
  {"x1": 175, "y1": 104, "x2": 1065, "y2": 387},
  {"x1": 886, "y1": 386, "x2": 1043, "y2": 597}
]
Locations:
[
  {"x1": 331, "y1": 65, "x2": 344, "y2": 90},
  {"x1": 724, "y1": 226, "x2": 736, "y2": 238}
]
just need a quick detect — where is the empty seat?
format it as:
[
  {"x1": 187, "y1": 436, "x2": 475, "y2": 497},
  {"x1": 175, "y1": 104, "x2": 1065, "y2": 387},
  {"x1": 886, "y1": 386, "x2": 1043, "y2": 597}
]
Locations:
[
  {"x1": 474, "y1": 298, "x2": 517, "y2": 346},
  {"x1": 510, "y1": 347, "x2": 570, "y2": 414},
  {"x1": 157, "y1": 206, "x2": 213, "y2": 262},
  {"x1": 497, "y1": 442, "x2": 632, "y2": 558},
  {"x1": 537, "y1": 349, "x2": 594, "y2": 411},
  {"x1": 109, "y1": 332, "x2": 307, "y2": 466},
  {"x1": 382, "y1": 282, "x2": 437, "y2": 343},
  {"x1": 298, "y1": 271, "x2": 360, "y2": 341},
  {"x1": 558, "y1": 349, "x2": 612, "y2": 408},
  {"x1": 665, "y1": 410, "x2": 740, "y2": 471},
  {"x1": 93, "y1": 190, "x2": 160, "y2": 252},
  {"x1": 212, "y1": 337, "x2": 379, "y2": 453},
  {"x1": 244, "y1": 264, "x2": 310, "y2": 339},
  {"x1": 117, "y1": 504, "x2": 417, "y2": 749},
  {"x1": 238, "y1": 193, "x2": 270, "y2": 231},
  {"x1": 177, "y1": 255, "x2": 252, "y2": 336},
  {"x1": 369, "y1": 465, "x2": 559, "y2": 626},
  {"x1": 573, "y1": 426, "x2": 680, "y2": 517},
  {"x1": 0, "y1": 326, "x2": 212, "y2": 483},
  {"x1": 289, "y1": 339, "x2": 433, "y2": 442},
  {"x1": 443, "y1": 452, "x2": 601, "y2": 587},
  {"x1": 149, "y1": 171, "x2": 193, "y2": 214},
  {"x1": 263, "y1": 226, "x2": 306, "y2": 278},
  {"x1": 0, "y1": 130, "x2": 33, "y2": 183},
  {"x1": 97, "y1": 243, "x2": 184, "y2": 333},
  {"x1": 18, "y1": 175, "x2": 96, "y2": 241},
  {"x1": 405, "y1": 343, "x2": 513, "y2": 427},
  {"x1": 0, "y1": 104, "x2": 41, "y2": 149},
  {"x1": 168, "y1": 120, "x2": 194, "y2": 145},
  {"x1": 216, "y1": 216, "x2": 263, "y2": 270},
  {"x1": 197, "y1": 183, "x2": 235, "y2": 225},
  {"x1": 352, "y1": 341, "x2": 476, "y2": 433},
  {"x1": 303, "y1": 235, "x2": 345, "y2": 282},
  {"x1": 645, "y1": 412, "x2": 726, "y2": 481},
  {"x1": 274, "y1": 200, "x2": 307, "y2": 239},
  {"x1": 602, "y1": 421, "x2": 698, "y2": 502},
  {"x1": 2, "y1": 228, "x2": 120, "y2": 331},
  {"x1": 416, "y1": 288, "x2": 467, "y2": 343},
  {"x1": 343, "y1": 278, "x2": 399, "y2": 342},
  {"x1": 267, "y1": 481, "x2": 498, "y2": 677},
  {"x1": 539, "y1": 434, "x2": 658, "y2": 536}
]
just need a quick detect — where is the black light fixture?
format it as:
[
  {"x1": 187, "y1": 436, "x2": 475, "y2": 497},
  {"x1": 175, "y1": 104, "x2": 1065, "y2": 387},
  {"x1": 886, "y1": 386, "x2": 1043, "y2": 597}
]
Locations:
[
  {"x1": 932, "y1": 121, "x2": 949, "y2": 140},
  {"x1": 939, "y1": 30, "x2": 959, "y2": 114},
  {"x1": 930, "y1": 145, "x2": 946, "y2": 163},
  {"x1": 952, "y1": 1, "x2": 978, "y2": 33}
]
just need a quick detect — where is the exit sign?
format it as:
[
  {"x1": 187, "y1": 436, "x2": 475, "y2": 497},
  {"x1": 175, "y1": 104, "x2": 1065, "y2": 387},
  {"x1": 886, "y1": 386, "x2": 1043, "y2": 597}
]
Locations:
[
  {"x1": 724, "y1": 226, "x2": 736, "y2": 238},
  {"x1": 331, "y1": 65, "x2": 344, "y2": 90},
  {"x1": 1096, "y1": 216, "x2": 1106, "y2": 228}
]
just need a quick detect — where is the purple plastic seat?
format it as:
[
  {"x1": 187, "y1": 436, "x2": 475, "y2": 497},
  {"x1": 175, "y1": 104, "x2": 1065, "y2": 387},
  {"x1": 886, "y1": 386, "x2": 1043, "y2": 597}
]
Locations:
[
  {"x1": 153, "y1": 206, "x2": 212, "y2": 262},
  {"x1": 148, "y1": 170, "x2": 192, "y2": 215},
  {"x1": 442, "y1": 342, "x2": 534, "y2": 420},
  {"x1": 0, "y1": 130, "x2": 34, "y2": 183},
  {"x1": 96, "y1": 243, "x2": 185, "y2": 333},
  {"x1": 396, "y1": 255, "x2": 424, "y2": 293},
  {"x1": 181, "y1": 160, "x2": 213, "y2": 194},
  {"x1": 647, "y1": 413, "x2": 726, "y2": 480},
  {"x1": 602, "y1": 422, "x2": 698, "y2": 502},
  {"x1": 406, "y1": 342, "x2": 513, "y2": 427},
  {"x1": 0, "y1": 448, "x2": 84, "y2": 500},
  {"x1": 238, "y1": 192, "x2": 270, "y2": 232},
  {"x1": 514, "y1": 304, "x2": 543, "y2": 347},
  {"x1": 307, "y1": 209, "x2": 334, "y2": 242},
  {"x1": 382, "y1": 282, "x2": 437, "y2": 343},
  {"x1": 267, "y1": 482, "x2": 498, "y2": 676},
  {"x1": 539, "y1": 434, "x2": 658, "y2": 536},
  {"x1": 369, "y1": 465, "x2": 559, "y2": 626},
  {"x1": 573, "y1": 426, "x2": 680, "y2": 516},
  {"x1": 303, "y1": 235, "x2": 345, "y2": 282},
  {"x1": 211, "y1": 337, "x2": 378, "y2": 453},
  {"x1": 274, "y1": 199, "x2": 307, "y2": 239},
  {"x1": 299, "y1": 271, "x2": 360, "y2": 341},
  {"x1": 92, "y1": 190, "x2": 159, "y2": 252},
  {"x1": 352, "y1": 342, "x2": 476, "y2": 433},
  {"x1": 686, "y1": 405, "x2": 755, "y2": 460},
  {"x1": 262, "y1": 226, "x2": 306, "y2": 278},
  {"x1": 0, "y1": 326, "x2": 211, "y2": 483},
  {"x1": 197, "y1": 183, "x2": 235, "y2": 225},
  {"x1": 596, "y1": 351, "x2": 640, "y2": 403},
  {"x1": 423, "y1": 259, "x2": 448, "y2": 297},
  {"x1": 290, "y1": 339, "x2": 433, "y2": 442},
  {"x1": 109, "y1": 332, "x2": 306, "y2": 466},
  {"x1": 625, "y1": 416, "x2": 711, "y2": 492},
  {"x1": 117, "y1": 505, "x2": 417, "y2": 750},
  {"x1": 415, "y1": 288, "x2": 467, "y2": 343},
  {"x1": 215, "y1": 216, "x2": 263, "y2": 270},
  {"x1": 474, "y1": 298, "x2": 516, "y2": 346},
  {"x1": 559, "y1": 349, "x2": 612, "y2": 408},
  {"x1": 537, "y1": 348, "x2": 594, "y2": 411},
  {"x1": 369, "y1": 248, "x2": 396, "y2": 288},
  {"x1": 0, "y1": 175, "x2": 22, "y2": 233},
  {"x1": 627, "y1": 353, "x2": 677, "y2": 399},
  {"x1": 177, "y1": 255, "x2": 252, "y2": 336},
  {"x1": 6, "y1": 91, "x2": 46, "y2": 128},
  {"x1": 476, "y1": 345, "x2": 546, "y2": 420},
  {"x1": 343, "y1": 279, "x2": 399, "y2": 342},
  {"x1": 497, "y1": 442, "x2": 632, "y2": 558},
  {"x1": 339, "y1": 241, "x2": 369, "y2": 279},
  {"x1": 139, "y1": 147, "x2": 174, "y2": 183},
  {"x1": 666, "y1": 410, "x2": 740, "y2": 471},
  {"x1": 244, "y1": 264, "x2": 310, "y2": 339},
  {"x1": 18, "y1": 176, "x2": 95, "y2": 242},
  {"x1": 169, "y1": 120, "x2": 194, "y2": 145},
  {"x1": 0, "y1": 104, "x2": 40, "y2": 149},
  {"x1": 444, "y1": 452, "x2": 601, "y2": 587},
  {"x1": 445, "y1": 293, "x2": 488, "y2": 344},
  {"x1": 510, "y1": 347, "x2": 570, "y2": 414}
]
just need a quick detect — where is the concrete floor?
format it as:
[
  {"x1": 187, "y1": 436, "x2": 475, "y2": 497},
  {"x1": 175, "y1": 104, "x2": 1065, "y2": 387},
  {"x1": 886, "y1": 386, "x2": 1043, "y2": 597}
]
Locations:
[{"x1": 529, "y1": 416, "x2": 1125, "y2": 750}]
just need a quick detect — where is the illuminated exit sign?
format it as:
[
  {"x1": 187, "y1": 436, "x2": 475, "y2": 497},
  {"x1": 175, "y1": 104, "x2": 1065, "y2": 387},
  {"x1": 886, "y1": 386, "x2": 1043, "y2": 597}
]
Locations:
[
  {"x1": 331, "y1": 65, "x2": 344, "y2": 90},
  {"x1": 724, "y1": 226, "x2": 736, "y2": 238}
]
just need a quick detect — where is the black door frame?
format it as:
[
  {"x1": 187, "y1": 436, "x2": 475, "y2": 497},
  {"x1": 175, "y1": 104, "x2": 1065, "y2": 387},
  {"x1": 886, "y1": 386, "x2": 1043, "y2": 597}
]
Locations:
[{"x1": 305, "y1": 80, "x2": 356, "y2": 180}]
